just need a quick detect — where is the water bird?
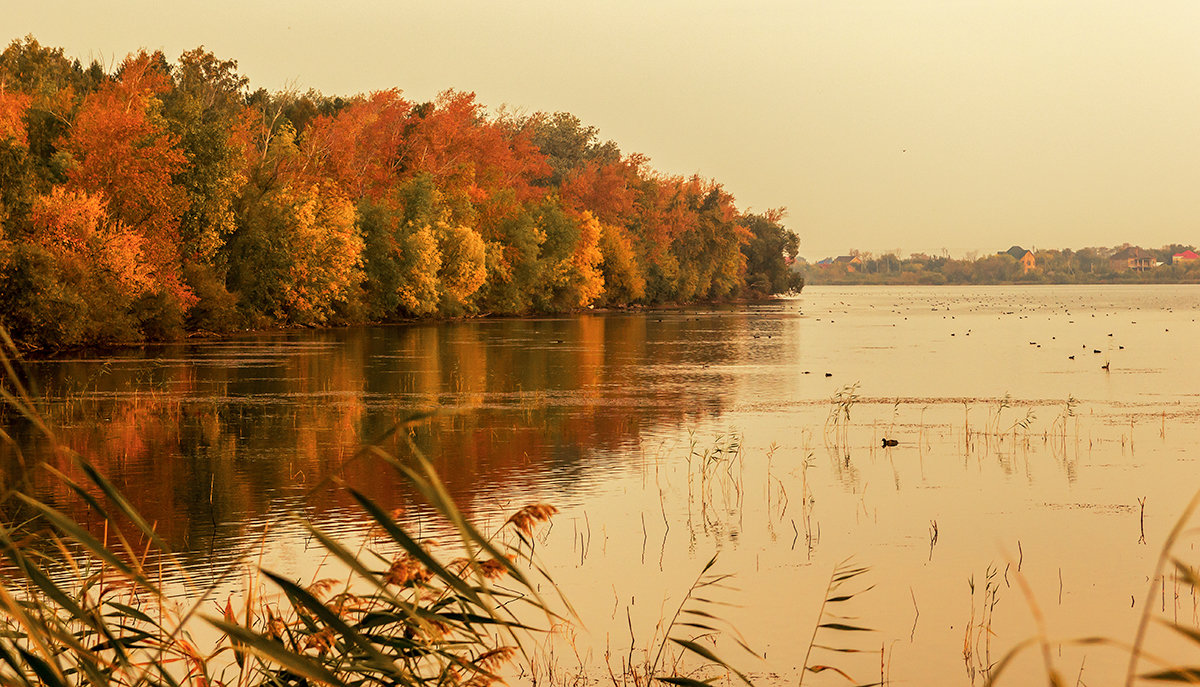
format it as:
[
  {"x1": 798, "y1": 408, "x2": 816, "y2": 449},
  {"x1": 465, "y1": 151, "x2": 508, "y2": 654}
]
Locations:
[
  {"x1": 1102, "y1": 362, "x2": 1110, "y2": 371},
  {"x1": 1093, "y1": 349, "x2": 1101, "y2": 354},
  {"x1": 1069, "y1": 355, "x2": 1075, "y2": 360},
  {"x1": 882, "y1": 438, "x2": 899, "y2": 447},
  {"x1": 825, "y1": 372, "x2": 833, "y2": 377}
]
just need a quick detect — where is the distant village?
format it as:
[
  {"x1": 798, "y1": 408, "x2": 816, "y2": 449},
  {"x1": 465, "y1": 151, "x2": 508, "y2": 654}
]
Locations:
[{"x1": 802, "y1": 244, "x2": 1200, "y2": 284}]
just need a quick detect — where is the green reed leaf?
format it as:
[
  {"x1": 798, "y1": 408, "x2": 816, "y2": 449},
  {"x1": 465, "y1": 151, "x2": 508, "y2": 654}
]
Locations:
[
  {"x1": 205, "y1": 616, "x2": 347, "y2": 686},
  {"x1": 1143, "y1": 668, "x2": 1200, "y2": 682},
  {"x1": 819, "y1": 623, "x2": 874, "y2": 632},
  {"x1": 261, "y1": 569, "x2": 402, "y2": 677},
  {"x1": 14, "y1": 645, "x2": 67, "y2": 687}
]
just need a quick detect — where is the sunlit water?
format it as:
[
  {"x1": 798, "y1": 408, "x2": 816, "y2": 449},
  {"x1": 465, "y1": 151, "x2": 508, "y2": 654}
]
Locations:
[{"x1": 6, "y1": 285, "x2": 1200, "y2": 685}]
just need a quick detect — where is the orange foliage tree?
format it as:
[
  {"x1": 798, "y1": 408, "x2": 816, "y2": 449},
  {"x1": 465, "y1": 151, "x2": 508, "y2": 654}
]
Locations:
[
  {"x1": 0, "y1": 86, "x2": 34, "y2": 234},
  {"x1": 401, "y1": 91, "x2": 548, "y2": 233},
  {"x1": 0, "y1": 87, "x2": 31, "y2": 145},
  {"x1": 29, "y1": 187, "x2": 152, "y2": 296},
  {"x1": 59, "y1": 51, "x2": 192, "y2": 306}
]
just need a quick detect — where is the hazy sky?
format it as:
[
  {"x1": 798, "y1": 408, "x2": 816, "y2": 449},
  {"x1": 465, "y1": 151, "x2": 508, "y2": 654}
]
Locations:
[{"x1": 7, "y1": 1, "x2": 1200, "y2": 259}]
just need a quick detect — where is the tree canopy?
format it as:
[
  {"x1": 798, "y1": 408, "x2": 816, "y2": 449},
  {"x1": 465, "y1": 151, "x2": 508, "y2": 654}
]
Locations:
[{"x1": 0, "y1": 37, "x2": 802, "y2": 350}]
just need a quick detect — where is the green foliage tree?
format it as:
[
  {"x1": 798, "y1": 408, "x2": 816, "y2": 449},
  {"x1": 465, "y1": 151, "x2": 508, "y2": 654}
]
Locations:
[
  {"x1": 525, "y1": 111, "x2": 621, "y2": 187},
  {"x1": 658, "y1": 179, "x2": 748, "y2": 302},
  {"x1": 530, "y1": 199, "x2": 605, "y2": 310},
  {"x1": 0, "y1": 241, "x2": 138, "y2": 348},
  {"x1": 358, "y1": 197, "x2": 441, "y2": 318},
  {"x1": 435, "y1": 222, "x2": 488, "y2": 313},
  {"x1": 229, "y1": 180, "x2": 362, "y2": 325},
  {"x1": 479, "y1": 197, "x2": 545, "y2": 314},
  {"x1": 741, "y1": 210, "x2": 801, "y2": 297},
  {"x1": 163, "y1": 47, "x2": 251, "y2": 265}
]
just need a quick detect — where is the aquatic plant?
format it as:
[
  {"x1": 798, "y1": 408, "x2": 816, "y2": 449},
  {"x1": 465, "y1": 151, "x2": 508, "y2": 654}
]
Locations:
[
  {"x1": 798, "y1": 559, "x2": 878, "y2": 687},
  {"x1": 824, "y1": 383, "x2": 860, "y2": 453},
  {"x1": 1047, "y1": 395, "x2": 1078, "y2": 453},
  {"x1": 0, "y1": 330, "x2": 565, "y2": 686},
  {"x1": 963, "y1": 564, "x2": 1004, "y2": 682},
  {"x1": 647, "y1": 555, "x2": 757, "y2": 687}
]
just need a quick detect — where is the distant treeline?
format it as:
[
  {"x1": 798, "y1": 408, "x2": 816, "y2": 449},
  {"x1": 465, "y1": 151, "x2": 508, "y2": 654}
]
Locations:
[
  {"x1": 806, "y1": 245, "x2": 1200, "y2": 285},
  {"x1": 0, "y1": 37, "x2": 801, "y2": 351}
]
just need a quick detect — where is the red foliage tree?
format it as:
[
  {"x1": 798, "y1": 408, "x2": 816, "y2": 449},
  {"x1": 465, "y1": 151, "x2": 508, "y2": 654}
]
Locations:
[
  {"x1": 401, "y1": 91, "x2": 549, "y2": 232},
  {"x1": 559, "y1": 158, "x2": 638, "y2": 226},
  {"x1": 302, "y1": 89, "x2": 412, "y2": 200}
]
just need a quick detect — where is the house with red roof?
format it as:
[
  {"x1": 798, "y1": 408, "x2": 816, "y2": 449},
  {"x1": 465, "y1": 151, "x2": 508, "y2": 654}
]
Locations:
[{"x1": 1172, "y1": 250, "x2": 1199, "y2": 264}]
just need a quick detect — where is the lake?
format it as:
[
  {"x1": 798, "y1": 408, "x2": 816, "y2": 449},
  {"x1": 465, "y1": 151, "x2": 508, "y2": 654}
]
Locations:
[{"x1": 5, "y1": 284, "x2": 1200, "y2": 685}]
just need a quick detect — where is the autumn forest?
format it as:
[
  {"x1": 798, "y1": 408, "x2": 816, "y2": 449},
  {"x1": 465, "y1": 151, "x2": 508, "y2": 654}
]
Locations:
[{"x1": 0, "y1": 38, "x2": 802, "y2": 351}]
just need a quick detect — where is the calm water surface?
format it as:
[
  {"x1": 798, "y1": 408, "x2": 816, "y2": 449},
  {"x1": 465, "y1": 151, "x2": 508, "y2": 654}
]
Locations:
[{"x1": 6, "y1": 285, "x2": 1200, "y2": 685}]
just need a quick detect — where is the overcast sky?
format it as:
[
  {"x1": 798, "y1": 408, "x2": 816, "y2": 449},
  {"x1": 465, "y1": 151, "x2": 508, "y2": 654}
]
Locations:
[{"x1": 7, "y1": 0, "x2": 1200, "y2": 259}]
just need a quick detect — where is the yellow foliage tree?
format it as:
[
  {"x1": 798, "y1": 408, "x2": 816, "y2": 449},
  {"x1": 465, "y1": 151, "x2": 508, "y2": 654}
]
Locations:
[
  {"x1": 436, "y1": 222, "x2": 487, "y2": 305},
  {"x1": 570, "y1": 211, "x2": 605, "y2": 307},
  {"x1": 597, "y1": 220, "x2": 645, "y2": 305},
  {"x1": 232, "y1": 181, "x2": 363, "y2": 325},
  {"x1": 395, "y1": 222, "x2": 441, "y2": 316},
  {"x1": 283, "y1": 183, "x2": 362, "y2": 322}
]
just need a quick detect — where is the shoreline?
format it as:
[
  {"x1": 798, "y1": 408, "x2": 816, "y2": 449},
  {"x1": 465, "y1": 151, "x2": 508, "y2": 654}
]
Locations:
[{"x1": 13, "y1": 293, "x2": 801, "y2": 360}]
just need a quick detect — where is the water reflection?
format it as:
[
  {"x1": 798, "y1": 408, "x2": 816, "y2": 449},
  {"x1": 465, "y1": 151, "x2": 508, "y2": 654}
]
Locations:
[{"x1": 2, "y1": 310, "x2": 797, "y2": 557}]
